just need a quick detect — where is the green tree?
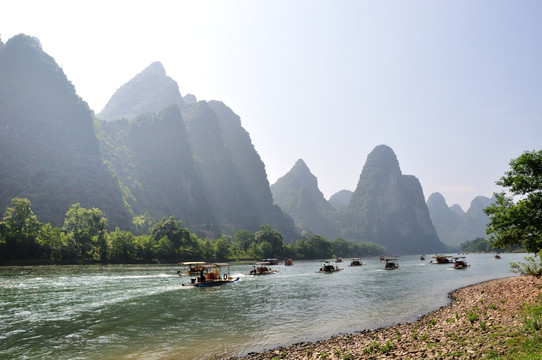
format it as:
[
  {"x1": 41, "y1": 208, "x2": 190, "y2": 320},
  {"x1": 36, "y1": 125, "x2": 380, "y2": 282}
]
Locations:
[
  {"x1": 132, "y1": 212, "x2": 154, "y2": 235},
  {"x1": 37, "y1": 223, "x2": 66, "y2": 262},
  {"x1": 133, "y1": 235, "x2": 156, "y2": 262},
  {"x1": 331, "y1": 238, "x2": 351, "y2": 257},
  {"x1": 460, "y1": 237, "x2": 494, "y2": 253},
  {"x1": 484, "y1": 150, "x2": 542, "y2": 253},
  {"x1": 232, "y1": 229, "x2": 254, "y2": 251},
  {"x1": 214, "y1": 236, "x2": 231, "y2": 260},
  {"x1": 150, "y1": 216, "x2": 192, "y2": 258},
  {"x1": 1, "y1": 198, "x2": 41, "y2": 258},
  {"x1": 156, "y1": 236, "x2": 174, "y2": 259},
  {"x1": 63, "y1": 203, "x2": 108, "y2": 262},
  {"x1": 254, "y1": 225, "x2": 284, "y2": 257},
  {"x1": 108, "y1": 228, "x2": 136, "y2": 262}
]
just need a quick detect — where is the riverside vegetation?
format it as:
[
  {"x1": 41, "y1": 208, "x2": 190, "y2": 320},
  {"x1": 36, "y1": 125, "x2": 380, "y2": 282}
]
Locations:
[{"x1": 0, "y1": 198, "x2": 385, "y2": 264}]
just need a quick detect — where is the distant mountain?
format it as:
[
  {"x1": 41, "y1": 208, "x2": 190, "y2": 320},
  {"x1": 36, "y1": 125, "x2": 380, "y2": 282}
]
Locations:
[
  {"x1": 337, "y1": 145, "x2": 445, "y2": 254},
  {"x1": 426, "y1": 193, "x2": 463, "y2": 236},
  {"x1": 97, "y1": 61, "x2": 297, "y2": 239},
  {"x1": 0, "y1": 34, "x2": 132, "y2": 228},
  {"x1": 329, "y1": 190, "x2": 352, "y2": 209},
  {"x1": 427, "y1": 193, "x2": 495, "y2": 246},
  {"x1": 98, "y1": 61, "x2": 186, "y2": 121},
  {"x1": 271, "y1": 159, "x2": 337, "y2": 239},
  {"x1": 97, "y1": 104, "x2": 212, "y2": 225},
  {"x1": 208, "y1": 101, "x2": 297, "y2": 239},
  {"x1": 450, "y1": 204, "x2": 465, "y2": 217}
]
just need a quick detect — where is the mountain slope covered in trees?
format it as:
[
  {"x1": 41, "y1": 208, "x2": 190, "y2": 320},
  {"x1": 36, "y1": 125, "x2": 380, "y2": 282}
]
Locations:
[
  {"x1": 0, "y1": 34, "x2": 132, "y2": 228},
  {"x1": 96, "y1": 60, "x2": 297, "y2": 238},
  {"x1": 271, "y1": 159, "x2": 337, "y2": 239},
  {"x1": 338, "y1": 145, "x2": 445, "y2": 253}
]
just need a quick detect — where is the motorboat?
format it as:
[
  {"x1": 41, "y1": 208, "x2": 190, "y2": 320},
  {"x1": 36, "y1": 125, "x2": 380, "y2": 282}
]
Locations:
[
  {"x1": 384, "y1": 258, "x2": 400, "y2": 270},
  {"x1": 336, "y1": 256, "x2": 343, "y2": 262},
  {"x1": 248, "y1": 262, "x2": 278, "y2": 275},
  {"x1": 430, "y1": 255, "x2": 454, "y2": 264},
  {"x1": 349, "y1": 258, "x2": 363, "y2": 266},
  {"x1": 284, "y1": 258, "x2": 293, "y2": 266},
  {"x1": 182, "y1": 263, "x2": 239, "y2": 287},
  {"x1": 419, "y1": 255, "x2": 425, "y2": 261},
  {"x1": 317, "y1": 261, "x2": 343, "y2": 273},
  {"x1": 452, "y1": 256, "x2": 470, "y2": 269},
  {"x1": 494, "y1": 254, "x2": 502, "y2": 259}
]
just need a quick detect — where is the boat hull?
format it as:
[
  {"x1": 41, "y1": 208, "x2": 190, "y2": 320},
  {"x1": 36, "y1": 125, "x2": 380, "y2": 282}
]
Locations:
[{"x1": 183, "y1": 277, "x2": 240, "y2": 287}]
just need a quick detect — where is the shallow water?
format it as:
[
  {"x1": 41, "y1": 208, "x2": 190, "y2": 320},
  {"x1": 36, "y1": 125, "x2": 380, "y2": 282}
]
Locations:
[{"x1": 0, "y1": 253, "x2": 526, "y2": 360}]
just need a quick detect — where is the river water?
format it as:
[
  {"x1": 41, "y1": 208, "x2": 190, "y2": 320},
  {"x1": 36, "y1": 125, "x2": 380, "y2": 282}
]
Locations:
[{"x1": 0, "y1": 253, "x2": 526, "y2": 360}]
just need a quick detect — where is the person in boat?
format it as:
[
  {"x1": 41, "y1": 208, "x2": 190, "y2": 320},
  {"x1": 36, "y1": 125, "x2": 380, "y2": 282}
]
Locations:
[{"x1": 199, "y1": 268, "x2": 205, "y2": 283}]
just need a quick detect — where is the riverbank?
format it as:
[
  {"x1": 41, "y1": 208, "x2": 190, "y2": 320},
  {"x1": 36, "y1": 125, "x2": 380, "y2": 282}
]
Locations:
[{"x1": 233, "y1": 275, "x2": 542, "y2": 359}]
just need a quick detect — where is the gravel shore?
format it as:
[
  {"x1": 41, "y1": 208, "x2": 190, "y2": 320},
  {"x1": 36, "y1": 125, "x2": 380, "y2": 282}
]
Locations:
[{"x1": 233, "y1": 275, "x2": 542, "y2": 359}]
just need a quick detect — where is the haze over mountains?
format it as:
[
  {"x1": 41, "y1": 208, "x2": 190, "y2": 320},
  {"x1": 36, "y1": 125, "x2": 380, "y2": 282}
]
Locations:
[{"x1": 0, "y1": 34, "x2": 492, "y2": 254}]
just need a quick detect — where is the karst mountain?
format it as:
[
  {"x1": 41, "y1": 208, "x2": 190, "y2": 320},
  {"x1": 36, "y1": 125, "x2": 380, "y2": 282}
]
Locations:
[{"x1": 1, "y1": 33, "x2": 488, "y2": 252}]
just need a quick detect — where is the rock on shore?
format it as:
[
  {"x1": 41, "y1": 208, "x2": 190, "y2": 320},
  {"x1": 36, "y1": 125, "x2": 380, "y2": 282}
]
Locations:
[{"x1": 233, "y1": 275, "x2": 542, "y2": 359}]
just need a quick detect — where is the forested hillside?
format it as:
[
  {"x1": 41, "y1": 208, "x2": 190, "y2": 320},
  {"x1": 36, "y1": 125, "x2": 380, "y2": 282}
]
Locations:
[
  {"x1": 97, "y1": 105, "x2": 212, "y2": 227},
  {"x1": 271, "y1": 159, "x2": 337, "y2": 239},
  {"x1": 96, "y1": 61, "x2": 297, "y2": 239},
  {"x1": 0, "y1": 34, "x2": 132, "y2": 228}
]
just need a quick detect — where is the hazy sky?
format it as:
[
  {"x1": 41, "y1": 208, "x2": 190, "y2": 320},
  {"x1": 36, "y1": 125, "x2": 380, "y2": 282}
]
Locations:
[{"x1": 2, "y1": 1, "x2": 541, "y2": 211}]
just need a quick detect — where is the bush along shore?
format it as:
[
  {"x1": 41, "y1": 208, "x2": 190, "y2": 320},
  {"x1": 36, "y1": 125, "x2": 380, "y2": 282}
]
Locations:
[{"x1": 233, "y1": 276, "x2": 542, "y2": 359}]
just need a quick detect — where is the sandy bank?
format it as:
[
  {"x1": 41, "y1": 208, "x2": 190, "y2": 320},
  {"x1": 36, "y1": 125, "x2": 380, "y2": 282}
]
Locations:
[{"x1": 232, "y1": 275, "x2": 542, "y2": 359}]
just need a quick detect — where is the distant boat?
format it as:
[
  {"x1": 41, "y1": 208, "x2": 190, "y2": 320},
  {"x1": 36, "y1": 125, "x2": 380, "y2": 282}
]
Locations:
[
  {"x1": 336, "y1": 256, "x2": 343, "y2": 263},
  {"x1": 384, "y1": 258, "x2": 400, "y2": 270},
  {"x1": 494, "y1": 254, "x2": 502, "y2": 259},
  {"x1": 430, "y1": 255, "x2": 454, "y2": 264},
  {"x1": 262, "y1": 258, "x2": 278, "y2": 265},
  {"x1": 284, "y1": 258, "x2": 293, "y2": 266},
  {"x1": 349, "y1": 258, "x2": 363, "y2": 266},
  {"x1": 316, "y1": 261, "x2": 343, "y2": 273},
  {"x1": 452, "y1": 256, "x2": 470, "y2": 270},
  {"x1": 419, "y1": 255, "x2": 425, "y2": 261},
  {"x1": 248, "y1": 262, "x2": 278, "y2": 275},
  {"x1": 182, "y1": 263, "x2": 239, "y2": 287}
]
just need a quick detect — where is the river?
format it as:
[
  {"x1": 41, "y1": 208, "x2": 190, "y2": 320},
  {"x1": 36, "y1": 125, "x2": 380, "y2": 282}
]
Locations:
[{"x1": 0, "y1": 253, "x2": 526, "y2": 360}]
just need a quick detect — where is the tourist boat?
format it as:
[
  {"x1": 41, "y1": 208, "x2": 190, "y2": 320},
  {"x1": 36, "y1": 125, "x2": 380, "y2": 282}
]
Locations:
[
  {"x1": 419, "y1": 255, "x2": 425, "y2": 261},
  {"x1": 494, "y1": 254, "x2": 502, "y2": 259},
  {"x1": 182, "y1": 263, "x2": 239, "y2": 287},
  {"x1": 349, "y1": 258, "x2": 363, "y2": 266},
  {"x1": 384, "y1": 258, "x2": 400, "y2": 270},
  {"x1": 316, "y1": 261, "x2": 343, "y2": 273},
  {"x1": 430, "y1": 255, "x2": 454, "y2": 264},
  {"x1": 452, "y1": 256, "x2": 470, "y2": 269},
  {"x1": 284, "y1": 258, "x2": 293, "y2": 266},
  {"x1": 177, "y1": 261, "x2": 206, "y2": 275},
  {"x1": 248, "y1": 262, "x2": 278, "y2": 275},
  {"x1": 336, "y1": 256, "x2": 343, "y2": 262},
  {"x1": 262, "y1": 258, "x2": 278, "y2": 265}
]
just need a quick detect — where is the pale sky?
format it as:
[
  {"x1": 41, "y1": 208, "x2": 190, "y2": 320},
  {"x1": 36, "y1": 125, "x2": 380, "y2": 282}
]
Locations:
[{"x1": 2, "y1": 1, "x2": 541, "y2": 211}]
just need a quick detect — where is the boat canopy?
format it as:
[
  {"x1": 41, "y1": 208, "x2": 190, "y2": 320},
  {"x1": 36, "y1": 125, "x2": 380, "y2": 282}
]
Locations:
[{"x1": 178, "y1": 261, "x2": 206, "y2": 265}]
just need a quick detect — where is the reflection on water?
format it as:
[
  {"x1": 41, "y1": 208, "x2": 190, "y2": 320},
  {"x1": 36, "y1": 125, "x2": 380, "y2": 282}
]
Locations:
[{"x1": 0, "y1": 253, "x2": 525, "y2": 359}]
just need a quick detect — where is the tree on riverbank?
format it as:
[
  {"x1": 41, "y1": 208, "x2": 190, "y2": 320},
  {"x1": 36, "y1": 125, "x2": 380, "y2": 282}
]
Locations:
[
  {"x1": 0, "y1": 197, "x2": 385, "y2": 264},
  {"x1": 484, "y1": 150, "x2": 542, "y2": 253},
  {"x1": 485, "y1": 150, "x2": 542, "y2": 275}
]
